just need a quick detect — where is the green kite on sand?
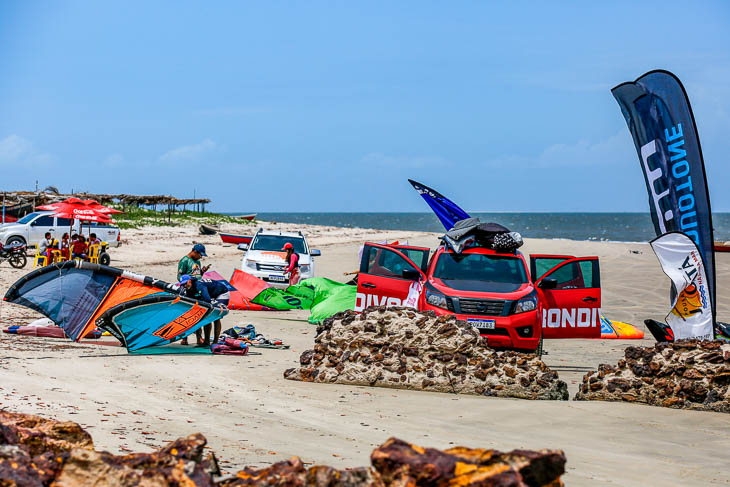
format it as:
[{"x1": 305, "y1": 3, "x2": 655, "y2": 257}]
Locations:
[{"x1": 252, "y1": 277, "x2": 356, "y2": 323}]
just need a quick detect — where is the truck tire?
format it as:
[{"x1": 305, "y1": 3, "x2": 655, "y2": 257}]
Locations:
[
  {"x1": 6, "y1": 236, "x2": 26, "y2": 247},
  {"x1": 535, "y1": 336, "x2": 544, "y2": 358}
]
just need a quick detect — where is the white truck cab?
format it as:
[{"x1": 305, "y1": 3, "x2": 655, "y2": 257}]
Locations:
[
  {"x1": 0, "y1": 211, "x2": 121, "y2": 248},
  {"x1": 238, "y1": 229, "x2": 321, "y2": 287}
]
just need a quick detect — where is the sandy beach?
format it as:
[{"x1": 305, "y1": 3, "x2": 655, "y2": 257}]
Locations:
[{"x1": 2, "y1": 221, "x2": 730, "y2": 486}]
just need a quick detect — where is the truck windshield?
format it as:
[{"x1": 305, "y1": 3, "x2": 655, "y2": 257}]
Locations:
[
  {"x1": 433, "y1": 253, "x2": 528, "y2": 292},
  {"x1": 17, "y1": 213, "x2": 42, "y2": 224},
  {"x1": 250, "y1": 235, "x2": 307, "y2": 254}
]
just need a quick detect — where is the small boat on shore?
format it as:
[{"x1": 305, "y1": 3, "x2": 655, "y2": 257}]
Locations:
[
  {"x1": 237, "y1": 213, "x2": 257, "y2": 221},
  {"x1": 199, "y1": 224, "x2": 220, "y2": 235},
  {"x1": 220, "y1": 233, "x2": 253, "y2": 245},
  {"x1": 714, "y1": 241, "x2": 730, "y2": 253}
]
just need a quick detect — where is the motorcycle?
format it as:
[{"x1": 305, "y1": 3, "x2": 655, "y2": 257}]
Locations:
[{"x1": 0, "y1": 241, "x2": 28, "y2": 268}]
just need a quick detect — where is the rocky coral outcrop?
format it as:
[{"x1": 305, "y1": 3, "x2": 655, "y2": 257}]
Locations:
[
  {"x1": 0, "y1": 410, "x2": 567, "y2": 486},
  {"x1": 575, "y1": 339, "x2": 730, "y2": 412},
  {"x1": 0, "y1": 409, "x2": 93, "y2": 456},
  {"x1": 0, "y1": 410, "x2": 218, "y2": 486},
  {"x1": 284, "y1": 307, "x2": 568, "y2": 400},
  {"x1": 220, "y1": 437, "x2": 566, "y2": 487}
]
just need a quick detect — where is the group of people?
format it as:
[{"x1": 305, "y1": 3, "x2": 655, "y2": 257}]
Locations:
[
  {"x1": 175, "y1": 241, "x2": 300, "y2": 347},
  {"x1": 39, "y1": 232, "x2": 102, "y2": 264}
]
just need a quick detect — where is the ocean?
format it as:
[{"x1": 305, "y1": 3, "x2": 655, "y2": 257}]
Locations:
[{"x1": 231, "y1": 212, "x2": 730, "y2": 243}]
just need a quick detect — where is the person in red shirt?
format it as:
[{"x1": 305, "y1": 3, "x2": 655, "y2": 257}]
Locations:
[
  {"x1": 282, "y1": 242, "x2": 300, "y2": 285},
  {"x1": 72, "y1": 236, "x2": 89, "y2": 260}
]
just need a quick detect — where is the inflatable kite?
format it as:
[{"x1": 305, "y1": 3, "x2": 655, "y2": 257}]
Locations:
[
  {"x1": 4, "y1": 261, "x2": 227, "y2": 352},
  {"x1": 203, "y1": 270, "x2": 274, "y2": 311},
  {"x1": 253, "y1": 277, "x2": 356, "y2": 323},
  {"x1": 600, "y1": 313, "x2": 644, "y2": 339}
]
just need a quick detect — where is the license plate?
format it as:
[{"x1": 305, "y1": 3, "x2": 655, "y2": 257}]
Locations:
[
  {"x1": 268, "y1": 275, "x2": 287, "y2": 282},
  {"x1": 468, "y1": 319, "x2": 495, "y2": 330}
]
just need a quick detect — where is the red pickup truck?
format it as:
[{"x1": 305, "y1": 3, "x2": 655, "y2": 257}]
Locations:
[{"x1": 355, "y1": 243, "x2": 602, "y2": 352}]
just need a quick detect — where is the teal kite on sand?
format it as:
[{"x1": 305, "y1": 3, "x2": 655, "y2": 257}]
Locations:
[{"x1": 252, "y1": 277, "x2": 356, "y2": 323}]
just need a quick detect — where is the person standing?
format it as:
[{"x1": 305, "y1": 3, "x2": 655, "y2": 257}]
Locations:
[
  {"x1": 178, "y1": 275, "x2": 228, "y2": 346},
  {"x1": 177, "y1": 243, "x2": 210, "y2": 344},
  {"x1": 282, "y1": 242, "x2": 300, "y2": 285}
]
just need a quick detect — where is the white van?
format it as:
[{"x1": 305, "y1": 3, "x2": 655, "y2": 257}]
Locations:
[{"x1": 0, "y1": 211, "x2": 121, "y2": 248}]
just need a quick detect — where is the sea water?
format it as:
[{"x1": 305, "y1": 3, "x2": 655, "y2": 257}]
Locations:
[{"x1": 229, "y1": 212, "x2": 730, "y2": 243}]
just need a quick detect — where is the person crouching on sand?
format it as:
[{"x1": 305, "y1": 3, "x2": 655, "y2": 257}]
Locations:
[
  {"x1": 178, "y1": 274, "x2": 228, "y2": 346},
  {"x1": 282, "y1": 242, "x2": 300, "y2": 285}
]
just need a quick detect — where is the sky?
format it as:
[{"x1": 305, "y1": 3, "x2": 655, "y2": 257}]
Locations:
[{"x1": 1, "y1": 1, "x2": 729, "y2": 212}]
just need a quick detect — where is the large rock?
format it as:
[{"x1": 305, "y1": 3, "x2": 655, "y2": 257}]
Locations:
[
  {"x1": 221, "y1": 438, "x2": 566, "y2": 487},
  {"x1": 0, "y1": 411, "x2": 567, "y2": 486},
  {"x1": 575, "y1": 340, "x2": 730, "y2": 412},
  {"x1": 219, "y1": 456, "x2": 380, "y2": 487},
  {"x1": 284, "y1": 307, "x2": 568, "y2": 400},
  {"x1": 0, "y1": 409, "x2": 93, "y2": 456},
  {"x1": 0, "y1": 410, "x2": 218, "y2": 486}
]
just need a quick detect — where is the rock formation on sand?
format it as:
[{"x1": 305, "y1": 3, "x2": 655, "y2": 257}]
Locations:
[
  {"x1": 0, "y1": 410, "x2": 567, "y2": 486},
  {"x1": 284, "y1": 307, "x2": 569, "y2": 400},
  {"x1": 575, "y1": 340, "x2": 730, "y2": 413}
]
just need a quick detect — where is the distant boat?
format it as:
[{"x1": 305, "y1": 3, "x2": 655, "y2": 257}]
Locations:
[
  {"x1": 238, "y1": 213, "x2": 256, "y2": 221},
  {"x1": 220, "y1": 233, "x2": 253, "y2": 245},
  {"x1": 714, "y1": 241, "x2": 730, "y2": 253},
  {"x1": 199, "y1": 224, "x2": 220, "y2": 235}
]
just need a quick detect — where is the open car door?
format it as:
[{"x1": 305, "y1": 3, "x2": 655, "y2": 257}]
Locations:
[
  {"x1": 356, "y1": 243, "x2": 428, "y2": 312},
  {"x1": 531, "y1": 255, "x2": 601, "y2": 339}
]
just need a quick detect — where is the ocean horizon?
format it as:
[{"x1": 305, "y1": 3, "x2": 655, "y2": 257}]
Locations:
[{"x1": 224, "y1": 212, "x2": 730, "y2": 243}]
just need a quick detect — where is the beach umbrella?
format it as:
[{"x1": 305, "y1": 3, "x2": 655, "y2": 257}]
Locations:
[
  {"x1": 36, "y1": 198, "x2": 114, "y2": 240},
  {"x1": 82, "y1": 199, "x2": 124, "y2": 215},
  {"x1": 36, "y1": 198, "x2": 114, "y2": 223}
]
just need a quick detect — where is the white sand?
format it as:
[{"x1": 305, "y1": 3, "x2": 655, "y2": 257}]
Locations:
[{"x1": 1, "y1": 221, "x2": 730, "y2": 485}]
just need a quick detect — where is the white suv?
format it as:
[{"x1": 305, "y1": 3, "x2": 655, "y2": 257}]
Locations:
[
  {"x1": 0, "y1": 211, "x2": 121, "y2": 248},
  {"x1": 239, "y1": 230, "x2": 320, "y2": 287}
]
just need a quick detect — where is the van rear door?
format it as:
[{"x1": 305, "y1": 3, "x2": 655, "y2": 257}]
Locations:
[
  {"x1": 356, "y1": 243, "x2": 427, "y2": 311},
  {"x1": 533, "y1": 256, "x2": 601, "y2": 339}
]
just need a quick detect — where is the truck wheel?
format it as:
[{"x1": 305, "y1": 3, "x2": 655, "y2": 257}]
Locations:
[
  {"x1": 6, "y1": 236, "x2": 26, "y2": 247},
  {"x1": 99, "y1": 253, "x2": 111, "y2": 266}
]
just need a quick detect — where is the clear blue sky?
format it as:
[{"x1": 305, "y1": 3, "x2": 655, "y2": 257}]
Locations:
[{"x1": 1, "y1": 1, "x2": 728, "y2": 212}]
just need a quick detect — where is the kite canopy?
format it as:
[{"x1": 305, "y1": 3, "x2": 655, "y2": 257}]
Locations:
[
  {"x1": 203, "y1": 270, "x2": 274, "y2": 311},
  {"x1": 4, "y1": 261, "x2": 227, "y2": 352}
]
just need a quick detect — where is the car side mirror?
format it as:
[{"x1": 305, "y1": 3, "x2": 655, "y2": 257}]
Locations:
[
  {"x1": 539, "y1": 278, "x2": 558, "y2": 290},
  {"x1": 237, "y1": 243, "x2": 249, "y2": 251},
  {"x1": 402, "y1": 269, "x2": 420, "y2": 281},
  {"x1": 311, "y1": 249, "x2": 321, "y2": 257}
]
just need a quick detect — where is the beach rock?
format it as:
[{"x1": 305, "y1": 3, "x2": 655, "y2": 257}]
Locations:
[
  {"x1": 0, "y1": 411, "x2": 566, "y2": 486},
  {"x1": 0, "y1": 410, "x2": 217, "y2": 486},
  {"x1": 371, "y1": 438, "x2": 566, "y2": 487},
  {"x1": 0, "y1": 409, "x2": 93, "y2": 456},
  {"x1": 222, "y1": 438, "x2": 565, "y2": 487},
  {"x1": 284, "y1": 307, "x2": 568, "y2": 400},
  {"x1": 575, "y1": 340, "x2": 730, "y2": 413}
]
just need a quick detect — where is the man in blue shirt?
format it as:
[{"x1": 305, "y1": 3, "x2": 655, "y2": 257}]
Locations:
[{"x1": 178, "y1": 274, "x2": 229, "y2": 346}]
